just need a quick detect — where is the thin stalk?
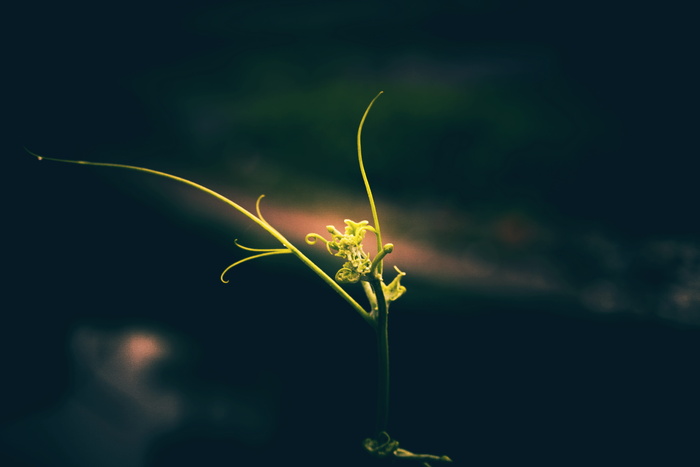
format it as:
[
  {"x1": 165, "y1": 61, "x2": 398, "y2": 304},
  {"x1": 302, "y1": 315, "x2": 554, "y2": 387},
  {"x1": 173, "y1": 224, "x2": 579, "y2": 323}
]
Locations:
[
  {"x1": 369, "y1": 276, "x2": 390, "y2": 436},
  {"x1": 357, "y1": 91, "x2": 384, "y2": 273}
]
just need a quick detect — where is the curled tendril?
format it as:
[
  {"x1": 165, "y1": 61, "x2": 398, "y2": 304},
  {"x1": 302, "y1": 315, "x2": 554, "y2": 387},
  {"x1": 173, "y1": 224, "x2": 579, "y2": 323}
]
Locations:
[
  {"x1": 255, "y1": 194, "x2": 268, "y2": 224},
  {"x1": 220, "y1": 248, "x2": 291, "y2": 283},
  {"x1": 220, "y1": 240, "x2": 291, "y2": 283},
  {"x1": 305, "y1": 233, "x2": 333, "y2": 254},
  {"x1": 336, "y1": 264, "x2": 362, "y2": 284},
  {"x1": 219, "y1": 196, "x2": 293, "y2": 283}
]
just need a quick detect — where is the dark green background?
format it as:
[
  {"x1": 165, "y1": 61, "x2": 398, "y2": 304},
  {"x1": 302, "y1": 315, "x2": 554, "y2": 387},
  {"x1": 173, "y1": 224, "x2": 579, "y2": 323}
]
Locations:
[{"x1": 4, "y1": 1, "x2": 698, "y2": 465}]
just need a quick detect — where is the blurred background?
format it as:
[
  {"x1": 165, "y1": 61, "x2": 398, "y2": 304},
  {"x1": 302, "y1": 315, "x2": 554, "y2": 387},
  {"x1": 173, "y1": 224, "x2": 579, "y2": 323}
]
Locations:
[{"x1": 3, "y1": 0, "x2": 698, "y2": 465}]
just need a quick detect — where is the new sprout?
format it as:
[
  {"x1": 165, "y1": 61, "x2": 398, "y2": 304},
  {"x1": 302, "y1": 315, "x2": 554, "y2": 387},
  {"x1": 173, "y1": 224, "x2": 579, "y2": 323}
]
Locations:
[{"x1": 28, "y1": 91, "x2": 450, "y2": 465}]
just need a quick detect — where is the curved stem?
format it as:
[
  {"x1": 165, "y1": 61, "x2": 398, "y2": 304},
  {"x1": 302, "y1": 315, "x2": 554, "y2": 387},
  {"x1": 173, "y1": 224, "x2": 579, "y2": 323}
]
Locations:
[
  {"x1": 357, "y1": 92, "x2": 384, "y2": 266},
  {"x1": 370, "y1": 243, "x2": 393, "y2": 279},
  {"x1": 28, "y1": 151, "x2": 376, "y2": 328}
]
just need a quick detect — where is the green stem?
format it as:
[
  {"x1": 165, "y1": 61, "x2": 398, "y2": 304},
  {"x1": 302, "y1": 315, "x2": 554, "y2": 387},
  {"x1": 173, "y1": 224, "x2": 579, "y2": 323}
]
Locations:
[
  {"x1": 27, "y1": 151, "x2": 376, "y2": 328},
  {"x1": 357, "y1": 91, "x2": 384, "y2": 273},
  {"x1": 369, "y1": 276, "x2": 390, "y2": 436}
]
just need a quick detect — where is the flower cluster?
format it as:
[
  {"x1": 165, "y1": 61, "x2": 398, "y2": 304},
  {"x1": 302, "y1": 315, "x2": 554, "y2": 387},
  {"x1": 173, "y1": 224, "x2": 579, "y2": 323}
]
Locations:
[
  {"x1": 306, "y1": 219, "x2": 406, "y2": 309},
  {"x1": 307, "y1": 219, "x2": 375, "y2": 284}
]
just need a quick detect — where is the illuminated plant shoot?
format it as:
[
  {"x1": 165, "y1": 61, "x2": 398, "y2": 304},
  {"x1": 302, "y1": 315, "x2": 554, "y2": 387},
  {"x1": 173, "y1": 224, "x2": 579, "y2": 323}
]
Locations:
[{"x1": 28, "y1": 92, "x2": 451, "y2": 466}]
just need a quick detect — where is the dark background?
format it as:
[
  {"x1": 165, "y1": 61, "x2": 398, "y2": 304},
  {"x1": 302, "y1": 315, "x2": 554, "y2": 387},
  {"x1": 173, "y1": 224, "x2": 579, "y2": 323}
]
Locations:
[{"x1": 3, "y1": 1, "x2": 699, "y2": 465}]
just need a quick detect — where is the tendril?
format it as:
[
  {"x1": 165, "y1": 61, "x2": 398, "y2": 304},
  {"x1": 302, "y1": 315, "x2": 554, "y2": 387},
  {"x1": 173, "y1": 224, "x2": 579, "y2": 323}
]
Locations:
[
  {"x1": 234, "y1": 239, "x2": 289, "y2": 253},
  {"x1": 220, "y1": 249, "x2": 291, "y2": 283},
  {"x1": 255, "y1": 194, "x2": 268, "y2": 224},
  {"x1": 220, "y1": 238, "x2": 292, "y2": 283}
]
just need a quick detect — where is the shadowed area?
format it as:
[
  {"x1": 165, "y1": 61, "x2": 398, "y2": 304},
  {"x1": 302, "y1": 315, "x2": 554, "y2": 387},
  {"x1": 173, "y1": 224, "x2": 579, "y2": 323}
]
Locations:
[{"x1": 4, "y1": 0, "x2": 699, "y2": 465}]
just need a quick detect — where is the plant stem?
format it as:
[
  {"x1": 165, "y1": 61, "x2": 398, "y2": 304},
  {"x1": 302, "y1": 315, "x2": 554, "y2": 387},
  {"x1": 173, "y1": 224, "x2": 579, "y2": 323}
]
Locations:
[
  {"x1": 369, "y1": 277, "x2": 390, "y2": 436},
  {"x1": 27, "y1": 151, "x2": 376, "y2": 326}
]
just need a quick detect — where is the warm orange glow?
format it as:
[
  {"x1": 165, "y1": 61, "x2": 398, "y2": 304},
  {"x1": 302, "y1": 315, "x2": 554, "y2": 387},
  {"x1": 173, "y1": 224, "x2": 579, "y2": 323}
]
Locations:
[{"x1": 121, "y1": 332, "x2": 168, "y2": 370}]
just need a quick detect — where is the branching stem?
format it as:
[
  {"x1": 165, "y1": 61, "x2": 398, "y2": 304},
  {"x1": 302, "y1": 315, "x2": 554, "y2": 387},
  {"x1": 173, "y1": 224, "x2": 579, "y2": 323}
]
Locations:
[{"x1": 26, "y1": 150, "x2": 376, "y2": 328}]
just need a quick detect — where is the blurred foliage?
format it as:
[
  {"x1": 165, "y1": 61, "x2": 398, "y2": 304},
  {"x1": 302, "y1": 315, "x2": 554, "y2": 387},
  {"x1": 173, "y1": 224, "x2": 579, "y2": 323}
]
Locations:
[
  {"x1": 130, "y1": 58, "x2": 594, "y2": 223},
  {"x1": 15, "y1": 0, "x2": 693, "y2": 234}
]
